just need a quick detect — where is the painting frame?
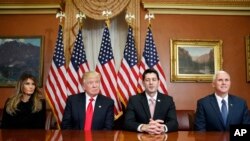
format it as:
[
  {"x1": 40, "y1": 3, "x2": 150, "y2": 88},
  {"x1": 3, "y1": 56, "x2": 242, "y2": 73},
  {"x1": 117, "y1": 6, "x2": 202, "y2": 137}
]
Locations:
[
  {"x1": 246, "y1": 35, "x2": 250, "y2": 82},
  {"x1": 170, "y1": 39, "x2": 223, "y2": 82},
  {"x1": 0, "y1": 36, "x2": 44, "y2": 87}
]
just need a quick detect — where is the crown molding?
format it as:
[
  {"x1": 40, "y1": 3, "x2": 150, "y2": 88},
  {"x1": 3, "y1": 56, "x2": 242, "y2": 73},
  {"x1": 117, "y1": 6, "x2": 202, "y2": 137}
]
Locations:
[
  {"x1": 142, "y1": 2, "x2": 250, "y2": 15},
  {"x1": 0, "y1": 3, "x2": 61, "y2": 14}
]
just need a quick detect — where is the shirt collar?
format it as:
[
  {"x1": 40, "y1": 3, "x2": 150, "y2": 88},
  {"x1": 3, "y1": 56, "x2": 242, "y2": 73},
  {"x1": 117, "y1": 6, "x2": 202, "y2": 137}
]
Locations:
[
  {"x1": 214, "y1": 93, "x2": 228, "y2": 104},
  {"x1": 145, "y1": 92, "x2": 158, "y2": 101},
  {"x1": 85, "y1": 93, "x2": 97, "y2": 101}
]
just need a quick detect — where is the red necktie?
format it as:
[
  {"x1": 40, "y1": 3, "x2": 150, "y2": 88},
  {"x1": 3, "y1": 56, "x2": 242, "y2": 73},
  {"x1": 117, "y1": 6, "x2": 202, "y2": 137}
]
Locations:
[{"x1": 84, "y1": 98, "x2": 94, "y2": 131}]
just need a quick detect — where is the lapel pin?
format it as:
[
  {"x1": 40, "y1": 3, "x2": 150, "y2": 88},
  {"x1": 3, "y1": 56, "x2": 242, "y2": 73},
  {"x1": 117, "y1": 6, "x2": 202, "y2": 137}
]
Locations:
[
  {"x1": 157, "y1": 99, "x2": 160, "y2": 102},
  {"x1": 99, "y1": 105, "x2": 102, "y2": 108}
]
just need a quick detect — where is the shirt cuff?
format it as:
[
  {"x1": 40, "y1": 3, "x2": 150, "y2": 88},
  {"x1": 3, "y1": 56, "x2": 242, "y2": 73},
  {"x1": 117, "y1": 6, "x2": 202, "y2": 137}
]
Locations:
[
  {"x1": 164, "y1": 125, "x2": 168, "y2": 132},
  {"x1": 137, "y1": 124, "x2": 144, "y2": 132}
]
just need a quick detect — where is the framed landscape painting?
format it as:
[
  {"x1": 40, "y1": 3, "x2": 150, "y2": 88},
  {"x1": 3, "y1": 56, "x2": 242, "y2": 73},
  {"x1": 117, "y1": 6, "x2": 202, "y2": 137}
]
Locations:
[
  {"x1": 170, "y1": 39, "x2": 223, "y2": 82},
  {"x1": 0, "y1": 36, "x2": 43, "y2": 87}
]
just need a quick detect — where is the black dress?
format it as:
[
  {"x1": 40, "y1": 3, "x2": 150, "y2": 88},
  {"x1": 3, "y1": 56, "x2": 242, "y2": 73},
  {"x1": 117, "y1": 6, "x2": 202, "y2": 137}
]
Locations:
[{"x1": 1, "y1": 99, "x2": 46, "y2": 129}]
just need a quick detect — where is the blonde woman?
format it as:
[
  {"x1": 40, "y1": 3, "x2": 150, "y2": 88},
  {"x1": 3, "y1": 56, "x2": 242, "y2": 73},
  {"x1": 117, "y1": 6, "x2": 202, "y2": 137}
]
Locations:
[{"x1": 1, "y1": 73, "x2": 46, "y2": 129}]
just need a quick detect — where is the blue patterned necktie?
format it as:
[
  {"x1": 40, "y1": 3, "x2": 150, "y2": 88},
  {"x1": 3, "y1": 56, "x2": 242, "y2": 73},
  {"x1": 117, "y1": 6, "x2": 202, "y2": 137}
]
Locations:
[{"x1": 221, "y1": 99, "x2": 228, "y2": 126}]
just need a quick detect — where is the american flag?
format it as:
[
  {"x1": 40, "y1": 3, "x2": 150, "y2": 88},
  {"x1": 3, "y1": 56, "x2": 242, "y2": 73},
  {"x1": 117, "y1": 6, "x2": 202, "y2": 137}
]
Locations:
[
  {"x1": 45, "y1": 25, "x2": 68, "y2": 125},
  {"x1": 138, "y1": 26, "x2": 168, "y2": 94},
  {"x1": 117, "y1": 26, "x2": 139, "y2": 106},
  {"x1": 67, "y1": 29, "x2": 89, "y2": 95},
  {"x1": 95, "y1": 25, "x2": 122, "y2": 118}
]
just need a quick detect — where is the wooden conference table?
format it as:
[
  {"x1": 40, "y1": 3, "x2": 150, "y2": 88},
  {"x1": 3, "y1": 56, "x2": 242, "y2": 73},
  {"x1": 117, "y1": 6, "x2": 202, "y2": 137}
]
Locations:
[{"x1": 0, "y1": 130, "x2": 229, "y2": 141}]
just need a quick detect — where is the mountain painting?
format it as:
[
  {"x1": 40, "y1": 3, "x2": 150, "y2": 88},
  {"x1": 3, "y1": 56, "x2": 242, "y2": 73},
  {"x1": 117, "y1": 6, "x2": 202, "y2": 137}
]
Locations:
[
  {"x1": 178, "y1": 46, "x2": 214, "y2": 74},
  {"x1": 0, "y1": 37, "x2": 43, "y2": 87}
]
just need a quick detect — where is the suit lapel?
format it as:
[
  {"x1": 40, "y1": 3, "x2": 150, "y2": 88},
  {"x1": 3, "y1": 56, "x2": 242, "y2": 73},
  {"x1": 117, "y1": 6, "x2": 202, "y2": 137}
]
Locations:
[
  {"x1": 140, "y1": 93, "x2": 151, "y2": 119},
  {"x1": 227, "y1": 95, "x2": 234, "y2": 126},
  {"x1": 209, "y1": 94, "x2": 225, "y2": 128},
  {"x1": 92, "y1": 94, "x2": 102, "y2": 129},
  {"x1": 153, "y1": 93, "x2": 163, "y2": 119},
  {"x1": 78, "y1": 93, "x2": 86, "y2": 129}
]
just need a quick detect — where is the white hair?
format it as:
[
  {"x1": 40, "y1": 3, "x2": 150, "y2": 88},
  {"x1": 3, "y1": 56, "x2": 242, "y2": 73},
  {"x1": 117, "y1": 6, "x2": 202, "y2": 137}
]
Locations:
[{"x1": 212, "y1": 70, "x2": 230, "y2": 82}]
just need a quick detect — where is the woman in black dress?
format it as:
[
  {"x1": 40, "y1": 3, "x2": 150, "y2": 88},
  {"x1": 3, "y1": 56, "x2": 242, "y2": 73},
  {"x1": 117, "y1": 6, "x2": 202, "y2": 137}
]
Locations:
[{"x1": 1, "y1": 73, "x2": 46, "y2": 129}]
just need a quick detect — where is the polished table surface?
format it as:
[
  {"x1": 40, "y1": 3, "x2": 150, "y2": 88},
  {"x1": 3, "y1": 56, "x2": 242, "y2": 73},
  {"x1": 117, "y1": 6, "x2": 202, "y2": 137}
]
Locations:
[{"x1": 0, "y1": 130, "x2": 229, "y2": 141}]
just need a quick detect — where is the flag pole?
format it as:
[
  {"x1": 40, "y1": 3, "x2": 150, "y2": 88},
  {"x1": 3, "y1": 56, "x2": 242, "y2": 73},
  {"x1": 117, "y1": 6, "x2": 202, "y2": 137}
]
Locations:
[
  {"x1": 67, "y1": 11, "x2": 89, "y2": 95},
  {"x1": 98, "y1": 10, "x2": 123, "y2": 119},
  {"x1": 102, "y1": 10, "x2": 112, "y2": 28},
  {"x1": 45, "y1": 11, "x2": 67, "y2": 129},
  {"x1": 117, "y1": 12, "x2": 139, "y2": 107},
  {"x1": 56, "y1": 11, "x2": 65, "y2": 25},
  {"x1": 125, "y1": 12, "x2": 135, "y2": 27},
  {"x1": 76, "y1": 11, "x2": 86, "y2": 29},
  {"x1": 144, "y1": 13, "x2": 155, "y2": 28}
]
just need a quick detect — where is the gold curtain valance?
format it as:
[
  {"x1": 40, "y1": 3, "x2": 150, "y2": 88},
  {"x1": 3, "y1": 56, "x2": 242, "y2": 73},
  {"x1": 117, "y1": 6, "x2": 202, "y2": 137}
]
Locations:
[
  {"x1": 72, "y1": 0, "x2": 130, "y2": 20},
  {"x1": 64, "y1": 0, "x2": 140, "y2": 63}
]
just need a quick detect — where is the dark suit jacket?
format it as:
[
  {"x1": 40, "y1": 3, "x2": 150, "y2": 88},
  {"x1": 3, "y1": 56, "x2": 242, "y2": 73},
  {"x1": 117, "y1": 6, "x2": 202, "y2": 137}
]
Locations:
[
  {"x1": 124, "y1": 92, "x2": 178, "y2": 132},
  {"x1": 61, "y1": 93, "x2": 114, "y2": 130},
  {"x1": 195, "y1": 93, "x2": 250, "y2": 131}
]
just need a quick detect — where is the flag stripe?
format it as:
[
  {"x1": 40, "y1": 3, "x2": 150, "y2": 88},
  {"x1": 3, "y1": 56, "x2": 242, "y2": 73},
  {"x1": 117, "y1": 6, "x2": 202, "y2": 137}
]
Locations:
[
  {"x1": 96, "y1": 64, "x2": 121, "y2": 115},
  {"x1": 138, "y1": 27, "x2": 168, "y2": 94},
  {"x1": 96, "y1": 65, "x2": 112, "y2": 98},
  {"x1": 45, "y1": 25, "x2": 68, "y2": 124},
  {"x1": 96, "y1": 61, "x2": 121, "y2": 114},
  {"x1": 117, "y1": 64, "x2": 130, "y2": 103},
  {"x1": 154, "y1": 63, "x2": 168, "y2": 93},
  {"x1": 67, "y1": 29, "x2": 89, "y2": 95},
  {"x1": 95, "y1": 25, "x2": 122, "y2": 118},
  {"x1": 118, "y1": 61, "x2": 138, "y2": 98},
  {"x1": 66, "y1": 66, "x2": 78, "y2": 94},
  {"x1": 130, "y1": 66, "x2": 140, "y2": 92},
  {"x1": 46, "y1": 67, "x2": 66, "y2": 107},
  {"x1": 117, "y1": 26, "x2": 139, "y2": 106},
  {"x1": 46, "y1": 63, "x2": 66, "y2": 121}
]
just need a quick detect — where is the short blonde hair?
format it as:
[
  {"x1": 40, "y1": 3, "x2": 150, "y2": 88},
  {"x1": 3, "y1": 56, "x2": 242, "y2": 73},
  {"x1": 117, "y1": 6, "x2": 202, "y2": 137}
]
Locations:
[{"x1": 83, "y1": 71, "x2": 101, "y2": 82}]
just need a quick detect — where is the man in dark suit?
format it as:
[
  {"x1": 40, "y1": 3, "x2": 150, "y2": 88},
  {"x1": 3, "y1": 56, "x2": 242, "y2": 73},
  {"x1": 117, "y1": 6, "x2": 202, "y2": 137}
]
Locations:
[
  {"x1": 195, "y1": 70, "x2": 250, "y2": 131},
  {"x1": 124, "y1": 69, "x2": 178, "y2": 134},
  {"x1": 61, "y1": 71, "x2": 114, "y2": 130}
]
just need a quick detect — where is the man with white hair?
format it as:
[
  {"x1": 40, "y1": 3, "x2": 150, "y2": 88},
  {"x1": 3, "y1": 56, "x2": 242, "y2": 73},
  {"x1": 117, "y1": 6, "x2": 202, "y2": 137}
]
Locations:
[{"x1": 195, "y1": 70, "x2": 250, "y2": 131}]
